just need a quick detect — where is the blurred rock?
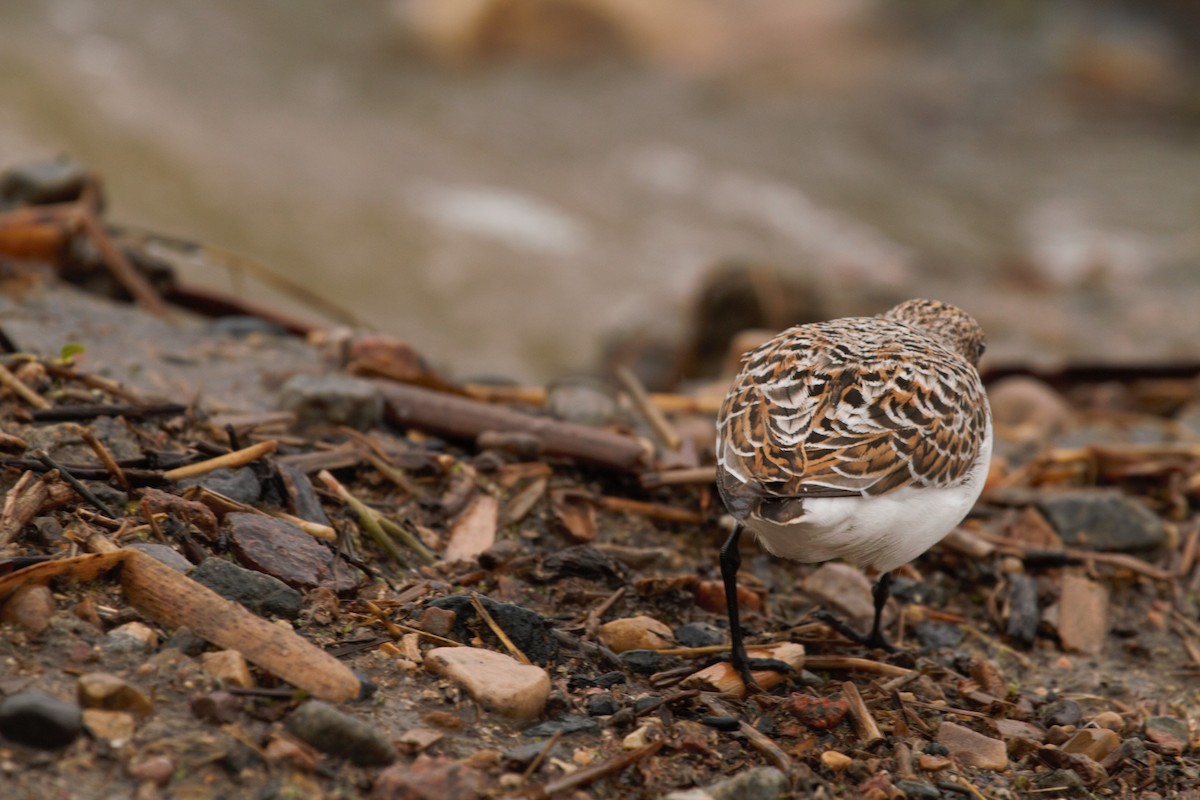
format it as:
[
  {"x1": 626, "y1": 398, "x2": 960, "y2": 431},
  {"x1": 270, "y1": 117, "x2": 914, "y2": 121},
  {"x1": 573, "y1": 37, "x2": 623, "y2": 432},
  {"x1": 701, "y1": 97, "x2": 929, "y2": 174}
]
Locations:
[
  {"x1": 427, "y1": 595, "x2": 557, "y2": 665},
  {"x1": 1039, "y1": 747, "x2": 1108, "y2": 786},
  {"x1": 285, "y1": 700, "x2": 397, "y2": 766},
  {"x1": 937, "y1": 721, "x2": 1008, "y2": 770},
  {"x1": 989, "y1": 376, "x2": 1071, "y2": 443},
  {"x1": 523, "y1": 715, "x2": 599, "y2": 737},
  {"x1": 1036, "y1": 490, "x2": 1165, "y2": 552},
  {"x1": 82, "y1": 709, "x2": 136, "y2": 746},
  {"x1": 0, "y1": 691, "x2": 83, "y2": 750},
  {"x1": 190, "y1": 690, "x2": 243, "y2": 725},
  {"x1": 545, "y1": 377, "x2": 619, "y2": 426},
  {"x1": 803, "y1": 563, "x2": 874, "y2": 626},
  {"x1": 425, "y1": 647, "x2": 551, "y2": 720},
  {"x1": 371, "y1": 755, "x2": 485, "y2": 800},
  {"x1": 1062, "y1": 727, "x2": 1121, "y2": 762},
  {"x1": 1056, "y1": 573, "x2": 1109, "y2": 655},
  {"x1": 598, "y1": 615, "x2": 674, "y2": 653},
  {"x1": 104, "y1": 621, "x2": 158, "y2": 655},
  {"x1": 201, "y1": 650, "x2": 255, "y2": 689},
  {"x1": 1042, "y1": 698, "x2": 1083, "y2": 728},
  {"x1": 279, "y1": 374, "x2": 383, "y2": 430},
  {"x1": 127, "y1": 755, "x2": 174, "y2": 787},
  {"x1": 77, "y1": 673, "x2": 153, "y2": 715},
  {"x1": 663, "y1": 765, "x2": 789, "y2": 800},
  {"x1": 1005, "y1": 572, "x2": 1039, "y2": 647},
  {"x1": 1144, "y1": 715, "x2": 1189, "y2": 755},
  {"x1": 1, "y1": 583, "x2": 55, "y2": 636},
  {"x1": 674, "y1": 621, "x2": 724, "y2": 648},
  {"x1": 786, "y1": 693, "x2": 849, "y2": 729}
]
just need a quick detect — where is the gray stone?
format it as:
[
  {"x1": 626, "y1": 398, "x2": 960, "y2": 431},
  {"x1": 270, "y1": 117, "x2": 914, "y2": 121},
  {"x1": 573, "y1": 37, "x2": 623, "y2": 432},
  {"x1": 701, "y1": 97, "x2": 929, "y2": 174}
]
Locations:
[
  {"x1": 285, "y1": 700, "x2": 396, "y2": 766},
  {"x1": 190, "y1": 557, "x2": 303, "y2": 619},
  {"x1": 279, "y1": 373, "x2": 382, "y2": 430},
  {"x1": 1036, "y1": 490, "x2": 1164, "y2": 552},
  {"x1": 675, "y1": 621, "x2": 724, "y2": 648},
  {"x1": 179, "y1": 467, "x2": 262, "y2": 505},
  {"x1": 664, "y1": 766, "x2": 789, "y2": 800},
  {"x1": 126, "y1": 542, "x2": 193, "y2": 573},
  {"x1": 1144, "y1": 715, "x2": 1189, "y2": 754},
  {"x1": 0, "y1": 691, "x2": 84, "y2": 750}
]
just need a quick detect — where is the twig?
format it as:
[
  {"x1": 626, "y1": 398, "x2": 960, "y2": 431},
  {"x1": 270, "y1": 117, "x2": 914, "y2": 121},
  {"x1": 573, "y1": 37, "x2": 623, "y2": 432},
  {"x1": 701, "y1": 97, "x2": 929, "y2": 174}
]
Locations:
[
  {"x1": 803, "y1": 656, "x2": 913, "y2": 678},
  {"x1": 0, "y1": 362, "x2": 50, "y2": 409},
  {"x1": 163, "y1": 440, "x2": 277, "y2": 481},
  {"x1": 75, "y1": 425, "x2": 130, "y2": 491},
  {"x1": 378, "y1": 517, "x2": 438, "y2": 565},
  {"x1": 702, "y1": 696, "x2": 791, "y2": 774},
  {"x1": 842, "y1": 681, "x2": 883, "y2": 745},
  {"x1": 584, "y1": 586, "x2": 626, "y2": 640},
  {"x1": 77, "y1": 196, "x2": 169, "y2": 317},
  {"x1": 596, "y1": 495, "x2": 706, "y2": 525},
  {"x1": 520, "y1": 730, "x2": 563, "y2": 783},
  {"x1": 30, "y1": 402, "x2": 186, "y2": 422},
  {"x1": 33, "y1": 449, "x2": 116, "y2": 519},
  {"x1": 518, "y1": 740, "x2": 664, "y2": 799},
  {"x1": 615, "y1": 365, "x2": 681, "y2": 450},
  {"x1": 471, "y1": 592, "x2": 531, "y2": 665},
  {"x1": 317, "y1": 471, "x2": 409, "y2": 567},
  {"x1": 186, "y1": 486, "x2": 335, "y2": 541},
  {"x1": 640, "y1": 466, "x2": 717, "y2": 489}
]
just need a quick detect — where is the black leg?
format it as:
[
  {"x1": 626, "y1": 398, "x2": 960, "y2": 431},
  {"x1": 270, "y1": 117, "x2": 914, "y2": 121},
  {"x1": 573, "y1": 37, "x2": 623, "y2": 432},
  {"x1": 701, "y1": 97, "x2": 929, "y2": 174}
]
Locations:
[
  {"x1": 719, "y1": 523, "x2": 757, "y2": 689},
  {"x1": 865, "y1": 571, "x2": 894, "y2": 650}
]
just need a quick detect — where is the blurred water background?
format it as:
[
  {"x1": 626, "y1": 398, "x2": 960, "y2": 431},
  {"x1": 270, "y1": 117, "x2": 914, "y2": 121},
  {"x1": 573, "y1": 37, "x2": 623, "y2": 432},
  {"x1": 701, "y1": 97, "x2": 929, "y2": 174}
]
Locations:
[{"x1": 2, "y1": 0, "x2": 1198, "y2": 382}]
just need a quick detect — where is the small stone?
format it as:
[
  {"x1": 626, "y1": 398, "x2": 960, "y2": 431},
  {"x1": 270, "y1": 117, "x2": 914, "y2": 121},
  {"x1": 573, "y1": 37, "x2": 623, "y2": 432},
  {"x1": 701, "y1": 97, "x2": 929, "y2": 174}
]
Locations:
[
  {"x1": 279, "y1": 373, "x2": 383, "y2": 430},
  {"x1": 398, "y1": 727, "x2": 445, "y2": 754},
  {"x1": 911, "y1": 620, "x2": 965, "y2": 650},
  {"x1": 993, "y1": 718, "x2": 1046, "y2": 743},
  {"x1": 1042, "y1": 698, "x2": 1083, "y2": 727},
  {"x1": 83, "y1": 709, "x2": 136, "y2": 746},
  {"x1": 786, "y1": 693, "x2": 850, "y2": 729},
  {"x1": 936, "y1": 721, "x2": 1009, "y2": 770},
  {"x1": 598, "y1": 616, "x2": 674, "y2": 653},
  {"x1": 619, "y1": 649, "x2": 662, "y2": 674},
  {"x1": 586, "y1": 693, "x2": 619, "y2": 717},
  {"x1": 425, "y1": 647, "x2": 551, "y2": 721},
  {"x1": 544, "y1": 377, "x2": 619, "y2": 426},
  {"x1": 622, "y1": 723, "x2": 656, "y2": 749},
  {"x1": 264, "y1": 736, "x2": 319, "y2": 770},
  {"x1": 190, "y1": 690, "x2": 243, "y2": 724},
  {"x1": 523, "y1": 715, "x2": 599, "y2": 737},
  {"x1": 1039, "y1": 748, "x2": 1108, "y2": 786},
  {"x1": 0, "y1": 691, "x2": 84, "y2": 749},
  {"x1": 227, "y1": 513, "x2": 361, "y2": 592},
  {"x1": 1005, "y1": 572, "x2": 1039, "y2": 647},
  {"x1": 820, "y1": 750, "x2": 853, "y2": 772},
  {"x1": 893, "y1": 780, "x2": 941, "y2": 799},
  {"x1": 190, "y1": 557, "x2": 303, "y2": 619},
  {"x1": 1100, "y1": 737, "x2": 1147, "y2": 770},
  {"x1": 502, "y1": 740, "x2": 564, "y2": 771},
  {"x1": 697, "y1": 765, "x2": 788, "y2": 800},
  {"x1": 916, "y1": 754, "x2": 952, "y2": 771},
  {"x1": 1144, "y1": 715, "x2": 1189, "y2": 755},
  {"x1": 285, "y1": 700, "x2": 397, "y2": 766},
  {"x1": 371, "y1": 755, "x2": 485, "y2": 800},
  {"x1": 1062, "y1": 727, "x2": 1121, "y2": 762},
  {"x1": 988, "y1": 377, "x2": 1071, "y2": 442},
  {"x1": 178, "y1": 467, "x2": 262, "y2": 505},
  {"x1": 803, "y1": 563, "x2": 874, "y2": 625},
  {"x1": 201, "y1": 650, "x2": 255, "y2": 689},
  {"x1": 427, "y1": 595, "x2": 557, "y2": 666},
  {"x1": 1092, "y1": 711, "x2": 1124, "y2": 732},
  {"x1": 693, "y1": 580, "x2": 761, "y2": 614},
  {"x1": 128, "y1": 755, "x2": 174, "y2": 787},
  {"x1": 77, "y1": 673, "x2": 153, "y2": 715},
  {"x1": 125, "y1": 542, "x2": 194, "y2": 573},
  {"x1": 104, "y1": 621, "x2": 158, "y2": 654},
  {"x1": 1, "y1": 584, "x2": 55, "y2": 636},
  {"x1": 414, "y1": 606, "x2": 457, "y2": 638},
  {"x1": 674, "y1": 621, "x2": 724, "y2": 648},
  {"x1": 1057, "y1": 574, "x2": 1108, "y2": 655},
  {"x1": 1036, "y1": 490, "x2": 1165, "y2": 552}
]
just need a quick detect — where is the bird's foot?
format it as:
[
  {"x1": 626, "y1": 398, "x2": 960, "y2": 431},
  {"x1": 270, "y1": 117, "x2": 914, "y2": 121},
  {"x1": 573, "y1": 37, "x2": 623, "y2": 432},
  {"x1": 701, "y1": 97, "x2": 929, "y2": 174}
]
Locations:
[
  {"x1": 710, "y1": 654, "x2": 795, "y2": 694},
  {"x1": 813, "y1": 610, "x2": 897, "y2": 652}
]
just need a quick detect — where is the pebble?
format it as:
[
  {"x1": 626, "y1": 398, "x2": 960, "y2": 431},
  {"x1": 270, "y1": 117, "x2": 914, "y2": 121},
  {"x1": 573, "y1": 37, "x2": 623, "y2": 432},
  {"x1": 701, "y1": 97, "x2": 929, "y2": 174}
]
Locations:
[
  {"x1": 179, "y1": 466, "x2": 262, "y2": 505},
  {"x1": 425, "y1": 646, "x2": 551, "y2": 721},
  {"x1": 619, "y1": 649, "x2": 662, "y2": 674},
  {"x1": 523, "y1": 715, "x2": 599, "y2": 737},
  {"x1": 786, "y1": 693, "x2": 850, "y2": 729},
  {"x1": 190, "y1": 690, "x2": 243, "y2": 724},
  {"x1": 1144, "y1": 715, "x2": 1189, "y2": 755},
  {"x1": 190, "y1": 557, "x2": 303, "y2": 619},
  {"x1": 83, "y1": 709, "x2": 136, "y2": 746},
  {"x1": 894, "y1": 780, "x2": 942, "y2": 799},
  {"x1": 663, "y1": 765, "x2": 789, "y2": 800},
  {"x1": 916, "y1": 754, "x2": 952, "y2": 771},
  {"x1": 414, "y1": 606, "x2": 457, "y2": 638},
  {"x1": 104, "y1": 621, "x2": 158, "y2": 654},
  {"x1": 803, "y1": 563, "x2": 875, "y2": 625},
  {"x1": 988, "y1": 376, "x2": 1071, "y2": 442},
  {"x1": 226, "y1": 513, "x2": 360, "y2": 592},
  {"x1": 911, "y1": 620, "x2": 965, "y2": 650},
  {"x1": 1005, "y1": 572, "x2": 1040, "y2": 647},
  {"x1": 1092, "y1": 710, "x2": 1124, "y2": 732},
  {"x1": 127, "y1": 755, "x2": 174, "y2": 787},
  {"x1": 1038, "y1": 747, "x2": 1108, "y2": 786},
  {"x1": 201, "y1": 649, "x2": 255, "y2": 688},
  {"x1": 1, "y1": 583, "x2": 55, "y2": 635},
  {"x1": 284, "y1": 700, "x2": 397, "y2": 766},
  {"x1": 77, "y1": 672, "x2": 153, "y2": 715},
  {"x1": 1057, "y1": 573, "x2": 1109, "y2": 655},
  {"x1": 993, "y1": 718, "x2": 1046, "y2": 743},
  {"x1": 0, "y1": 691, "x2": 84, "y2": 749},
  {"x1": 1100, "y1": 736, "x2": 1147, "y2": 770},
  {"x1": 278, "y1": 373, "x2": 383, "y2": 430},
  {"x1": 502, "y1": 740, "x2": 565, "y2": 771},
  {"x1": 598, "y1": 615, "x2": 674, "y2": 653},
  {"x1": 1036, "y1": 490, "x2": 1165, "y2": 552},
  {"x1": 427, "y1": 595, "x2": 558, "y2": 665},
  {"x1": 693, "y1": 580, "x2": 761, "y2": 614},
  {"x1": 1042, "y1": 698, "x2": 1083, "y2": 727},
  {"x1": 125, "y1": 542, "x2": 194, "y2": 573},
  {"x1": 820, "y1": 750, "x2": 853, "y2": 772},
  {"x1": 371, "y1": 756, "x2": 485, "y2": 800},
  {"x1": 1062, "y1": 727, "x2": 1121, "y2": 762},
  {"x1": 936, "y1": 721, "x2": 1009, "y2": 770},
  {"x1": 674, "y1": 621, "x2": 724, "y2": 648},
  {"x1": 544, "y1": 377, "x2": 619, "y2": 426},
  {"x1": 586, "y1": 693, "x2": 619, "y2": 717}
]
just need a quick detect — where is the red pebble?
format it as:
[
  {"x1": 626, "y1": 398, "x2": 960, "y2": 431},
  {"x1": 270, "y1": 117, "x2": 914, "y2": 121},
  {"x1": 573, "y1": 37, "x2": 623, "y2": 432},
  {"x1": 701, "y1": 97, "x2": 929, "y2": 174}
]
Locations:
[{"x1": 786, "y1": 694, "x2": 850, "y2": 729}]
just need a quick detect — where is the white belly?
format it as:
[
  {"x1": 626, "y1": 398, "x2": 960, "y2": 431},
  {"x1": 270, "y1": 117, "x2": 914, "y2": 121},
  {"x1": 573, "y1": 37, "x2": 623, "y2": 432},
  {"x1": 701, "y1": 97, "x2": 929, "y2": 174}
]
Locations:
[{"x1": 746, "y1": 424, "x2": 992, "y2": 573}]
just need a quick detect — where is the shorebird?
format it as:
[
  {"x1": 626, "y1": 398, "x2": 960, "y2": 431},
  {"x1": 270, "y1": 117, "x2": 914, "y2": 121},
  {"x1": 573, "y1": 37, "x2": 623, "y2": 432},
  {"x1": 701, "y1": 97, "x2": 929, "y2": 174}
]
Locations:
[{"x1": 714, "y1": 298, "x2": 992, "y2": 688}]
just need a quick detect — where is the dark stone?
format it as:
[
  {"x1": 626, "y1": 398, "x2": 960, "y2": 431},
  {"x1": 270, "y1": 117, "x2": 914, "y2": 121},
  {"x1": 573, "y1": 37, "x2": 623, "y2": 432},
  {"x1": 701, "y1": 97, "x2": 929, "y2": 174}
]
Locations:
[
  {"x1": 285, "y1": 700, "x2": 396, "y2": 766},
  {"x1": 912, "y1": 620, "x2": 965, "y2": 650},
  {"x1": 523, "y1": 715, "x2": 599, "y2": 737},
  {"x1": 277, "y1": 462, "x2": 331, "y2": 527},
  {"x1": 894, "y1": 779, "x2": 942, "y2": 799},
  {"x1": 568, "y1": 671, "x2": 624, "y2": 691},
  {"x1": 539, "y1": 545, "x2": 626, "y2": 586},
  {"x1": 1037, "y1": 490, "x2": 1165, "y2": 552},
  {"x1": 1042, "y1": 698, "x2": 1083, "y2": 728},
  {"x1": 190, "y1": 557, "x2": 303, "y2": 619},
  {"x1": 226, "y1": 512, "x2": 361, "y2": 592},
  {"x1": 633, "y1": 695, "x2": 662, "y2": 714},
  {"x1": 923, "y1": 742, "x2": 949, "y2": 756},
  {"x1": 701, "y1": 715, "x2": 741, "y2": 732},
  {"x1": 179, "y1": 467, "x2": 262, "y2": 505},
  {"x1": 619, "y1": 649, "x2": 661, "y2": 674},
  {"x1": 1005, "y1": 572, "x2": 1039, "y2": 647},
  {"x1": 502, "y1": 740, "x2": 566, "y2": 771},
  {"x1": 426, "y1": 595, "x2": 557, "y2": 666},
  {"x1": 163, "y1": 627, "x2": 208, "y2": 656},
  {"x1": 190, "y1": 690, "x2": 243, "y2": 724},
  {"x1": 279, "y1": 374, "x2": 383, "y2": 430},
  {"x1": 126, "y1": 542, "x2": 193, "y2": 573},
  {"x1": 0, "y1": 691, "x2": 83, "y2": 749},
  {"x1": 675, "y1": 621, "x2": 724, "y2": 648},
  {"x1": 586, "y1": 693, "x2": 618, "y2": 717}
]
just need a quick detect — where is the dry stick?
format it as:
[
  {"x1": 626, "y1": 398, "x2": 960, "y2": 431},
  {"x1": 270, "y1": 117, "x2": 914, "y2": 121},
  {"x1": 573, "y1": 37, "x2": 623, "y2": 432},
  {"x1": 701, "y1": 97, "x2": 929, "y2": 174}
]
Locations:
[
  {"x1": 30, "y1": 402, "x2": 186, "y2": 422},
  {"x1": 162, "y1": 440, "x2": 278, "y2": 481},
  {"x1": 519, "y1": 730, "x2": 563, "y2": 784},
  {"x1": 32, "y1": 450, "x2": 116, "y2": 519},
  {"x1": 702, "y1": 696, "x2": 792, "y2": 774},
  {"x1": 471, "y1": 591, "x2": 531, "y2": 665},
  {"x1": 803, "y1": 655, "x2": 913, "y2": 678},
  {"x1": 640, "y1": 466, "x2": 718, "y2": 489},
  {"x1": 388, "y1": 621, "x2": 461, "y2": 648},
  {"x1": 615, "y1": 365, "x2": 681, "y2": 450},
  {"x1": 596, "y1": 495, "x2": 707, "y2": 525},
  {"x1": 364, "y1": 451, "x2": 427, "y2": 499},
  {"x1": 75, "y1": 425, "x2": 130, "y2": 491},
  {"x1": 360, "y1": 599, "x2": 404, "y2": 638},
  {"x1": 317, "y1": 470, "x2": 409, "y2": 567},
  {"x1": 40, "y1": 362, "x2": 147, "y2": 404},
  {"x1": 0, "y1": 362, "x2": 50, "y2": 409},
  {"x1": 378, "y1": 381, "x2": 651, "y2": 472},
  {"x1": 519, "y1": 740, "x2": 663, "y2": 800},
  {"x1": 378, "y1": 517, "x2": 437, "y2": 565},
  {"x1": 77, "y1": 200, "x2": 169, "y2": 317},
  {"x1": 187, "y1": 485, "x2": 336, "y2": 541},
  {"x1": 460, "y1": 383, "x2": 725, "y2": 416},
  {"x1": 842, "y1": 680, "x2": 884, "y2": 745},
  {"x1": 584, "y1": 586, "x2": 626, "y2": 640}
]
